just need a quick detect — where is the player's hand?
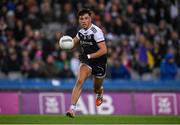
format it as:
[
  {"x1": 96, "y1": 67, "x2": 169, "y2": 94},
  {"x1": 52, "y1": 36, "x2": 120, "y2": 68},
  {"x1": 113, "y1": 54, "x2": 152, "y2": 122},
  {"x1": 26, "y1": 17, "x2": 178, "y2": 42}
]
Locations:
[{"x1": 79, "y1": 54, "x2": 88, "y2": 61}]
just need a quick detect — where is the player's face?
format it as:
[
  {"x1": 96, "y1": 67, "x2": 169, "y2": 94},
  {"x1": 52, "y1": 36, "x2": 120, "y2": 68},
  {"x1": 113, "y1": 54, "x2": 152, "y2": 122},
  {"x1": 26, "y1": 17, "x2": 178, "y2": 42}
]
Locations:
[{"x1": 79, "y1": 14, "x2": 92, "y2": 29}]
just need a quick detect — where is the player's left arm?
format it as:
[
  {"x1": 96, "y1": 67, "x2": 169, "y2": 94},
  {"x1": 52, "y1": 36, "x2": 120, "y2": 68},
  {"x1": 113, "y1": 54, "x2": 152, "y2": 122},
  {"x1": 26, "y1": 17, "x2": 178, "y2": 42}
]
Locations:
[
  {"x1": 88, "y1": 41, "x2": 107, "y2": 59},
  {"x1": 87, "y1": 28, "x2": 107, "y2": 59}
]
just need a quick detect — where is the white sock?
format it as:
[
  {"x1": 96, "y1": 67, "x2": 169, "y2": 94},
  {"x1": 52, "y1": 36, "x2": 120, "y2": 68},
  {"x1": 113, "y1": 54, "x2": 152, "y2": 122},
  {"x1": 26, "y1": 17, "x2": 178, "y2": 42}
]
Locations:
[
  {"x1": 70, "y1": 104, "x2": 76, "y2": 111},
  {"x1": 97, "y1": 93, "x2": 103, "y2": 98}
]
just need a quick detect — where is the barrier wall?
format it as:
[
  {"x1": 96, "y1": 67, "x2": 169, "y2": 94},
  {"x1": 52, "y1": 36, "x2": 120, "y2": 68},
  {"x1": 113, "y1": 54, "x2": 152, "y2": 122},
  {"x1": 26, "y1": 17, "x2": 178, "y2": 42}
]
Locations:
[
  {"x1": 0, "y1": 92, "x2": 180, "y2": 115},
  {"x1": 0, "y1": 92, "x2": 19, "y2": 114},
  {"x1": 0, "y1": 79, "x2": 180, "y2": 91}
]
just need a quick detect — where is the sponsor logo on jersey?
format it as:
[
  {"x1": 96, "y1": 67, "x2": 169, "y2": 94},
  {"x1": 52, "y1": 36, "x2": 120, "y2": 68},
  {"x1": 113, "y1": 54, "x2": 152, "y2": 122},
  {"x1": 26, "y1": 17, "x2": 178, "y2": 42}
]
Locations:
[{"x1": 80, "y1": 41, "x2": 93, "y2": 45}]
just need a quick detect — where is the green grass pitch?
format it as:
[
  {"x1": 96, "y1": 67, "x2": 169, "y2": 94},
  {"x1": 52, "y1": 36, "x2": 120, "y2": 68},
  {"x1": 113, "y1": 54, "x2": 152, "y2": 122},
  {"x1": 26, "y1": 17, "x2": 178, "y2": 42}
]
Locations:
[{"x1": 0, "y1": 115, "x2": 180, "y2": 124}]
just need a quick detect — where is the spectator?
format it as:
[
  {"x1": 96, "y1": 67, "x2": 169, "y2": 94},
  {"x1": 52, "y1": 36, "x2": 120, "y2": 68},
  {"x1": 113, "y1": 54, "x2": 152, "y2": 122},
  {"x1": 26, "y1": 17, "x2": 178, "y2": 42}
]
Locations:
[
  {"x1": 160, "y1": 53, "x2": 178, "y2": 80},
  {"x1": 2, "y1": 48, "x2": 21, "y2": 75},
  {"x1": 41, "y1": 54, "x2": 60, "y2": 78},
  {"x1": 21, "y1": 49, "x2": 31, "y2": 75},
  {"x1": 136, "y1": 35, "x2": 151, "y2": 76},
  {"x1": 27, "y1": 59, "x2": 44, "y2": 78},
  {"x1": 14, "y1": 19, "x2": 25, "y2": 41},
  {"x1": 54, "y1": 51, "x2": 74, "y2": 78},
  {"x1": 109, "y1": 60, "x2": 131, "y2": 79}
]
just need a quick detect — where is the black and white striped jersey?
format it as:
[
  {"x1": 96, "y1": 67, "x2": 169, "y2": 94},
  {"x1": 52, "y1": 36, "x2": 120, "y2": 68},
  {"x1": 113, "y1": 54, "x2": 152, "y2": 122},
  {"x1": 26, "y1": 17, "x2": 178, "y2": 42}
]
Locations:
[{"x1": 76, "y1": 24, "x2": 107, "y2": 63}]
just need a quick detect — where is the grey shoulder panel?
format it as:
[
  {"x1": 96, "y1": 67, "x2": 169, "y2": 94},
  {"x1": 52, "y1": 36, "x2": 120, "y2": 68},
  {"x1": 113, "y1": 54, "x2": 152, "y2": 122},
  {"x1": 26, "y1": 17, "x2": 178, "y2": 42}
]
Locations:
[{"x1": 90, "y1": 27, "x2": 97, "y2": 33}]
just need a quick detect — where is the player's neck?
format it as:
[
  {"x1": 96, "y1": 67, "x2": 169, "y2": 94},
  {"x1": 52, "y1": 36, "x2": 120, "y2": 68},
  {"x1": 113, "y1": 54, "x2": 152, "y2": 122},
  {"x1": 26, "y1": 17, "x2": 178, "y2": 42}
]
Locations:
[{"x1": 84, "y1": 23, "x2": 92, "y2": 30}]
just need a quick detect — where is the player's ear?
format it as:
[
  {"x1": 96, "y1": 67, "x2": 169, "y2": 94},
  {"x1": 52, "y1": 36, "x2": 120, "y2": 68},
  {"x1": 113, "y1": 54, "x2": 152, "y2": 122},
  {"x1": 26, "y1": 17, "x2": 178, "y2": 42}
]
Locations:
[{"x1": 89, "y1": 16, "x2": 92, "y2": 22}]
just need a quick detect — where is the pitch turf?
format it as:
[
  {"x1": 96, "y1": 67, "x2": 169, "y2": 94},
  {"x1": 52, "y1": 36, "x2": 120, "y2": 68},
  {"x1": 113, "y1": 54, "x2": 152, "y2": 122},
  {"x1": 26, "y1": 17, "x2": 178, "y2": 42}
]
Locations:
[{"x1": 0, "y1": 115, "x2": 180, "y2": 124}]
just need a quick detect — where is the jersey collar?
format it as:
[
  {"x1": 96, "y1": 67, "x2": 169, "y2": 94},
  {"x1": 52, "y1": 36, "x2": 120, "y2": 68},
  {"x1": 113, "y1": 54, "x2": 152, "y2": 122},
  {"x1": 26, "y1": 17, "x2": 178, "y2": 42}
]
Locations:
[{"x1": 84, "y1": 23, "x2": 93, "y2": 31}]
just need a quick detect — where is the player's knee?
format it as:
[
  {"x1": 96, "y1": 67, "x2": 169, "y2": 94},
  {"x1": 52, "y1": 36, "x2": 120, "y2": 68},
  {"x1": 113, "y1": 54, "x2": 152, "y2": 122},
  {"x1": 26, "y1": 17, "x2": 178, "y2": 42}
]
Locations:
[
  {"x1": 76, "y1": 78, "x2": 84, "y2": 87},
  {"x1": 77, "y1": 78, "x2": 84, "y2": 84}
]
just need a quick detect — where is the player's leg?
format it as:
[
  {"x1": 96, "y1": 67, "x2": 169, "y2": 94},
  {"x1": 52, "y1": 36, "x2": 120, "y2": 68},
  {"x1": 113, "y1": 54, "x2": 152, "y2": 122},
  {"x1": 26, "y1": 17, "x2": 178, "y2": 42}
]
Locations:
[
  {"x1": 66, "y1": 63, "x2": 91, "y2": 118},
  {"x1": 92, "y1": 63, "x2": 106, "y2": 106},
  {"x1": 93, "y1": 77, "x2": 104, "y2": 106},
  {"x1": 71, "y1": 63, "x2": 91, "y2": 106}
]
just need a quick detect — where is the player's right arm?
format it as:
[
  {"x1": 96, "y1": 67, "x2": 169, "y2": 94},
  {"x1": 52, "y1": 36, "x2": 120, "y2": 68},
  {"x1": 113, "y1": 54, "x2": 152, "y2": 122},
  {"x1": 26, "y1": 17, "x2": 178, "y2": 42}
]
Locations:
[
  {"x1": 73, "y1": 37, "x2": 80, "y2": 47},
  {"x1": 72, "y1": 31, "x2": 81, "y2": 49}
]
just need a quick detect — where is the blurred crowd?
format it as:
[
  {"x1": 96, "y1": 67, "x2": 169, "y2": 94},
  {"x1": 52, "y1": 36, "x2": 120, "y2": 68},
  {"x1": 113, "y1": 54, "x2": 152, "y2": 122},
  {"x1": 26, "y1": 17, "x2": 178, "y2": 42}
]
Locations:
[{"x1": 0, "y1": 0, "x2": 180, "y2": 80}]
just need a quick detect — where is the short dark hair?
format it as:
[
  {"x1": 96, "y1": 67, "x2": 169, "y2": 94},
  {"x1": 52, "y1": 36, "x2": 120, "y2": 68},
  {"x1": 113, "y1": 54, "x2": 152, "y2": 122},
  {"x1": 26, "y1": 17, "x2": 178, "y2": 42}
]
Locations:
[{"x1": 78, "y1": 8, "x2": 92, "y2": 18}]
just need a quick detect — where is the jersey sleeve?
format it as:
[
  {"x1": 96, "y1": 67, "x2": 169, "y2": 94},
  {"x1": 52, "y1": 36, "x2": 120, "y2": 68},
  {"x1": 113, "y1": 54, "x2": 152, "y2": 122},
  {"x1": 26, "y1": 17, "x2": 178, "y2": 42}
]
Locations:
[
  {"x1": 76, "y1": 32, "x2": 80, "y2": 40},
  {"x1": 94, "y1": 30, "x2": 105, "y2": 42}
]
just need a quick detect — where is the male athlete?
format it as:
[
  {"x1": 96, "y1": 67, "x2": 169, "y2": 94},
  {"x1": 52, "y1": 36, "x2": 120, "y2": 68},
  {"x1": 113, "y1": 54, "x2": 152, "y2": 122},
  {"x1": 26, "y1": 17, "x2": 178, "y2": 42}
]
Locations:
[{"x1": 66, "y1": 8, "x2": 107, "y2": 118}]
